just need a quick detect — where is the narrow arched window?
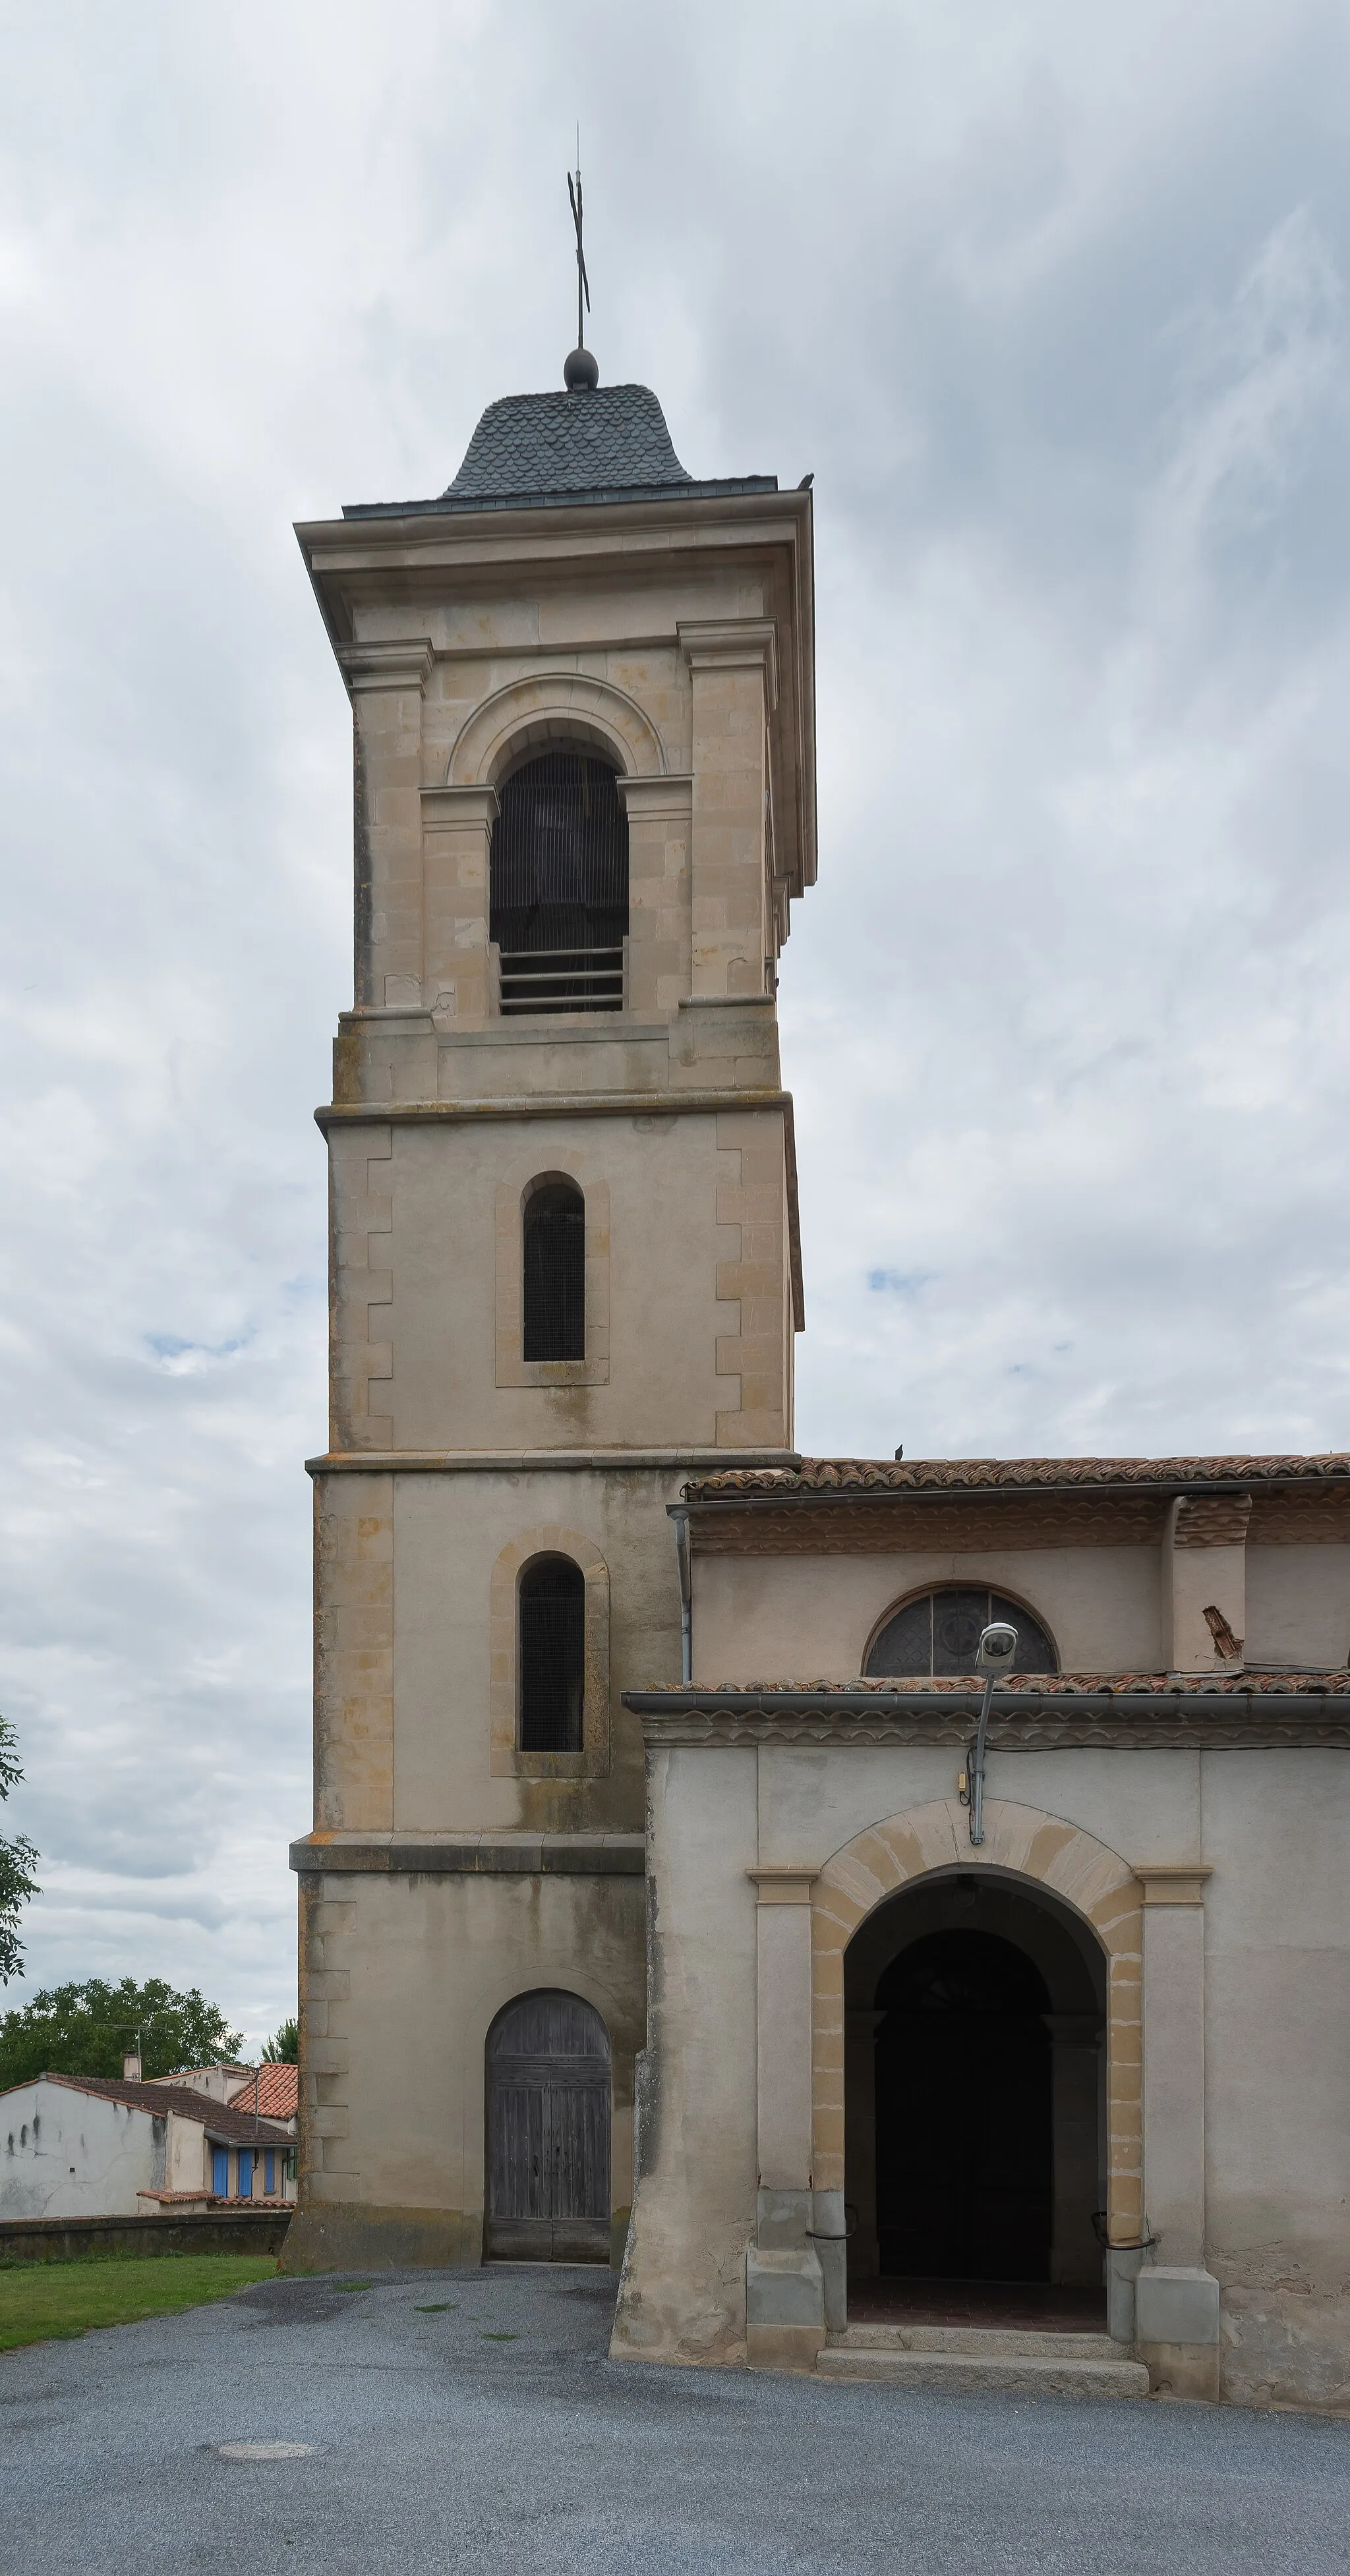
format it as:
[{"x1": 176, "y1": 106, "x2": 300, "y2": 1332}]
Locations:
[
  {"x1": 865, "y1": 1587, "x2": 1058, "y2": 1678},
  {"x1": 519, "y1": 1555, "x2": 585, "y2": 1752},
  {"x1": 490, "y1": 749, "x2": 628, "y2": 1014},
  {"x1": 523, "y1": 1180, "x2": 585, "y2": 1362}
]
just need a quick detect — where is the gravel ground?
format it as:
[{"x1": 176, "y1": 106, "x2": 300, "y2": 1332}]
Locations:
[{"x1": 3, "y1": 2265, "x2": 1348, "y2": 2575}]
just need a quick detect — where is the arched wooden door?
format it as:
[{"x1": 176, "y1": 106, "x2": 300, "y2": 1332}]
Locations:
[{"x1": 484, "y1": 1991, "x2": 611, "y2": 2264}]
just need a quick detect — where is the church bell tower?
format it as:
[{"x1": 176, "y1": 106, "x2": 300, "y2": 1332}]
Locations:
[{"x1": 287, "y1": 351, "x2": 816, "y2": 2272}]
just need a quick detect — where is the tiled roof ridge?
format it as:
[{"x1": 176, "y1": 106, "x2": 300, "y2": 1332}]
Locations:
[
  {"x1": 635, "y1": 1670, "x2": 1350, "y2": 1696},
  {"x1": 687, "y1": 1453, "x2": 1350, "y2": 1499},
  {"x1": 19, "y1": 2071, "x2": 293, "y2": 2136}
]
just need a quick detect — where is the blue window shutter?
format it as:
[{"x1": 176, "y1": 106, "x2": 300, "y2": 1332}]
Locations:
[
  {"x1": 239, "y1": 2148, "x2": 253, "y2": 2198},
  {"x1": 264, "y1": 2151, "x2": 275, "y2": 2194},
  {"x1": 212, "y1": 2144, "x2": 228, "y2": 2196}
]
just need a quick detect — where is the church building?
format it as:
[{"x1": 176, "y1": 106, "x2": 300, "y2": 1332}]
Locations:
[{"x1": 288, "y1": 337, "x2": 1350, "y2": 2414}]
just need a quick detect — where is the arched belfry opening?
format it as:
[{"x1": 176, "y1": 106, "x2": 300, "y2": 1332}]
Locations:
[
  {"x1": 490, "y1": 747, "x2": 628, "y2": 1014},
  {"x1": 844, "y1": 1870, "x2": 1107, "y2": 2324}
]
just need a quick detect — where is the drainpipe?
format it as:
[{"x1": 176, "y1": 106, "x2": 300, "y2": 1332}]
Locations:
[{"x1": 670, "y1": 1507, "x2": 692, "y2": 1685}]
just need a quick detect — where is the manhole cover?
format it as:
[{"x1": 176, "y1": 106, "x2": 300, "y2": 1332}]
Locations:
[{"x1": 214, "y1": 2442, "x2": 316, "y2": 2461}]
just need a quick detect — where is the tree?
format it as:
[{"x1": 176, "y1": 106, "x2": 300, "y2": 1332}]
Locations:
[
  {"x1": 261, "y1": 2017, "x2": 299, "y2": 2064},
  {"x1": 0, "y1": 1976, "x2": 243, "y2": 2093},
  {"x1": 0, "y1": 1716, "x2": 40, "y2": 1986}
]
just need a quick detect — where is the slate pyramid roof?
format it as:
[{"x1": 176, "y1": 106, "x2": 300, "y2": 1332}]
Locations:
[
  {"x1": 444, "y1": 384, "x2": 692, "y2": 501},
  {"x1": 343, "y1": 378, "x2": 777, "y2": 520}
]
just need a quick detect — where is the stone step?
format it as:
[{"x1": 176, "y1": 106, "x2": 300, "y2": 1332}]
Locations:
[
  {"x1": 816, "y1": 2340, "x2": 1149, "y2": 2398},
  {"x1": 832, "y1": 2324, "x2": 1121, "y2": 2359}
]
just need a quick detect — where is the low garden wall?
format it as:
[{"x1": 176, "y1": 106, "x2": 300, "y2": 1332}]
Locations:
[{"x1": 0, "y1": 2208, "x2": 292, "y2": 2264}]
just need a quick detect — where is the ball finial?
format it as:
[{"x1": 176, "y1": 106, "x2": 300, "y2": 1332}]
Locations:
[{"x1": 564, "y1": 345, "x2": 599, "y2": 392}]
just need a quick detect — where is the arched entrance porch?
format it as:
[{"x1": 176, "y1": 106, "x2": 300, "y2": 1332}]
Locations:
[
  {"x1": 810, "y1": 1799, "x2": 1144, "y2": 2330},
  {"x1": 844, "y1": 1870, "x2": 1105, "y2": 2303}
]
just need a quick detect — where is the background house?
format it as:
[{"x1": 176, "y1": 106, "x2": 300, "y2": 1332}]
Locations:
[{"x1": 0, "y1": 2071, "x2": 295, "y2": 2218}]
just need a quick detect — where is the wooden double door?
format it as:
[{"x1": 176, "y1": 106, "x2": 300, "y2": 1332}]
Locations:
[{"x1": 484, "y1": 1991, "x2": 612, "y2": 2264}]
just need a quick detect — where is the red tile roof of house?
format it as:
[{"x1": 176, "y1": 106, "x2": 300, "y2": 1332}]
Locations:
[
  {"x1": 9, "y1": 2071, "x2": 292, "y2": 2140},
  {"x1": 228, "y1": 2063, "x2": 298, "y2": 2123}
]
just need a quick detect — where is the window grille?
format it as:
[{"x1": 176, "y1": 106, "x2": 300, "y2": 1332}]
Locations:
[
  {"x1": 864, "y1": 1588, "x2": 1058, "y2": 1678},
  {"x1": 490, "y1": 750, "x2": 628, "y2": 1015},
  {"x1": 519, "y1": 1555, "x2": 586, "y2": 1752},
  {"x1": 523, "y1": 1181, "x2": 585, "y2": 1361}
]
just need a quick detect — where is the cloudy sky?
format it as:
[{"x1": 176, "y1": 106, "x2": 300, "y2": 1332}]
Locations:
[{"x1": 1, "y1": 0, "x2": 1347, "y2": 2046}]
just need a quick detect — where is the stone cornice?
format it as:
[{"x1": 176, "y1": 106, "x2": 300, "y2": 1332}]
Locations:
[
  {"x1": 688, "y1": 1497, "x2": 1172, "y2": 1553},
  {"x1": 314, "y1": 1087, "x2": 792, "y2": 1131},
  {"x1": 1137, "y1": 1862, "x2": 1214, "y2": 1905},
  {"x1": 420, "y1": 784, "x2": 500, "y2": 826},
  {"x1": 615, "y1": 774, "x2": 695, "y2": 817},
  {"x1": 678, "y1": 615, "x2": 779, "y2": 709},
  {"x1": 305, "y1": 1446, "x2": 800, "y2": 1477},
  {"x1": 290, "y1": 1831, "x2": 645, "y2": 1877},
  {"x1": 747, "y1": 1864, "x2": 818, "y2": 1904},
  {"x1": 338, "y1": 638, "x2": 434, "y2": 694},
  {"x1": 624, "y1": 1688, "x2": 1350, "y2": 1752}
]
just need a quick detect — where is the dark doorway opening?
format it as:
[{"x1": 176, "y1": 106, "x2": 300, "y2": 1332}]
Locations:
[
  {"x1": 844, "y1": 1870, "x2": 1105, "y2": 2320},
  {"x1": 874, "y1": 1928, "x2": 1051, "y2": 2280},
  {"x1": 484, "y1": 1990, "x2": 611, "y2": 2264}
]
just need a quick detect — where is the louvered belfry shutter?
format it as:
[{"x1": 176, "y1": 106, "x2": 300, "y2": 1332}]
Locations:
[{"x1": 490, "y1": 751, "x2": 628, "y2": 1013}]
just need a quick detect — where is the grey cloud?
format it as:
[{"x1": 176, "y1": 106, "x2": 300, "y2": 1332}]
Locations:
[{"x1": 1, "y1": 0, "x2": 1347, "y2": 2037}]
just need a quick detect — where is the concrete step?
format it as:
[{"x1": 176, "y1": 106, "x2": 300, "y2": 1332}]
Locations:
[
  {"x1": 817, "y1": 2332, "x2": 1149, "y2": 2398},
  {"x1": 833, "y1": 2324, "x2": 1121, "y2": 2359}
]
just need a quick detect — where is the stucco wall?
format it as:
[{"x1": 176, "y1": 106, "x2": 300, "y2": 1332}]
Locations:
[
  {"x1": 614, "y1": 1741, "x2": 1350, "y2": 2409},
  {"x1": 0, "y1": 2084, "x2": 160, "y2": 2219},
  {"x1": 691, "y1": 1547, "x2": 1164, "y2": 1680},
  {"x1": 1245, "y1": 1543, "x2": 1350, "y2": 1668}
]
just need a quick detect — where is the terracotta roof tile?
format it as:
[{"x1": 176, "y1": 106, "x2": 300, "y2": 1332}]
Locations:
[
  {"x1": 634, "y1": 1671, "x2": 1350, "y2": 1696},
  {"x1": 227, "y1": 2063, "x2": 298, "y2": 2122},
  {"x1": 686, "y1": 1454, "x2": 1350, "y2": 1501}
]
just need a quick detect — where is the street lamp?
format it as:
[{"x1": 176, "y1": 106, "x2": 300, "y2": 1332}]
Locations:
[{"x1": 961, "y1": 1621, "x2": 1018, "y2": 1846}]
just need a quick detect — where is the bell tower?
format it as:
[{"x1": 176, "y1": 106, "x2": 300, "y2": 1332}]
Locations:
[{"x1": 287, "y1": 364, "x2": 816, "y2": 2272}]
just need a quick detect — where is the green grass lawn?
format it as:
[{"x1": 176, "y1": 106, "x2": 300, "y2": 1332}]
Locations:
[{"x1": 0, "y1": 2254, "x2": 277, "y2": 2353}]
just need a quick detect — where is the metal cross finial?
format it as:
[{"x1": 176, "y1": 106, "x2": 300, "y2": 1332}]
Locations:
[{"x1": 567, "y1": 164, "x2": 590, "y2": 351}]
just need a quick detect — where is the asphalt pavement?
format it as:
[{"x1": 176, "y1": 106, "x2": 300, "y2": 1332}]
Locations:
[{"x1": 3, "y1": 2265, "x2": 1348, "y2": 2575}]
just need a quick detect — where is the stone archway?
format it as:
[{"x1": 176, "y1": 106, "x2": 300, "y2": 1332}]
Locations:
[
  {"x1": 811, "y1": 1798, "x2": 1144, "y2": 2252},
  {"x1": 448, "y1": 671, "x2": 667, "y2": 787}
]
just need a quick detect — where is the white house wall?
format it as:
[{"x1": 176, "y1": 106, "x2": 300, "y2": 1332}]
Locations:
[{"x1": 1, "y1": 2084, "x2": 161, "y2": 2219}]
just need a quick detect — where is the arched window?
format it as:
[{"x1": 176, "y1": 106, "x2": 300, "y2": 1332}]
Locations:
[
  {"x1": 523, "y1": 1179, "x2": 585, "y2": 1362},
  {"x1": 518, "y1": 1555, "x2": 585, "y2": 1752},
  {"x1": 490, "y1": 749, "x2": 628, "y2": 1014},
  {"x1": 865, "y1": 1587, "x2": 1057, "y2": 1678}
]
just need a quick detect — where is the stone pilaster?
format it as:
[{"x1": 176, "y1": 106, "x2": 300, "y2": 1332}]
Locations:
[
  {"x1": 340, "y1": 641, "x2": 434, "y2": 1009},
  {"x1": 679, "y1": 620, "x2": 777, "y2": 1000}
]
